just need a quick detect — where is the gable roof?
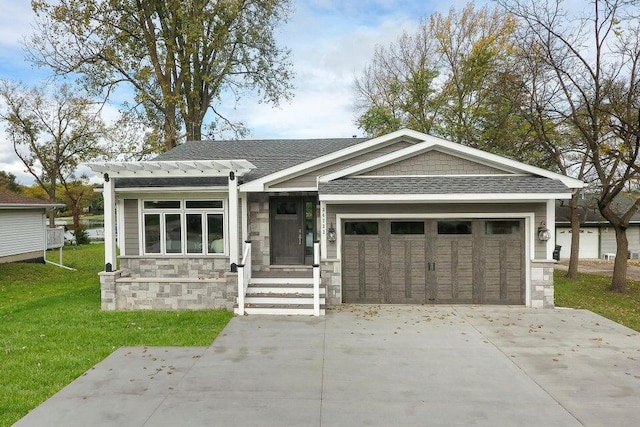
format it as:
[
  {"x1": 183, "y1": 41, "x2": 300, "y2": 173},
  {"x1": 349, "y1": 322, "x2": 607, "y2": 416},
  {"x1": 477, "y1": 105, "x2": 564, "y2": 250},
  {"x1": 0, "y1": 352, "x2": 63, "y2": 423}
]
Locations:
[
  {"x1": 0, "y1": 192, "x2": 63, "y2": 209},
  {"x1": 318, "y1": 130, "x2": 584, "y2": 189},
  {"x1": 116, "y1": 137, "x2": 366, "y2": 188}
]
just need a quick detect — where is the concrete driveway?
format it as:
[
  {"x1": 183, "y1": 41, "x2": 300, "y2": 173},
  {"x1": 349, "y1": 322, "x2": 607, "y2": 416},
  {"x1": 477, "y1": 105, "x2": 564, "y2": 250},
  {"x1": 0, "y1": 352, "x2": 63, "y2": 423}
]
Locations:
[{"x1": 16, "y1": 306, "x2": 640, "y2": 426}]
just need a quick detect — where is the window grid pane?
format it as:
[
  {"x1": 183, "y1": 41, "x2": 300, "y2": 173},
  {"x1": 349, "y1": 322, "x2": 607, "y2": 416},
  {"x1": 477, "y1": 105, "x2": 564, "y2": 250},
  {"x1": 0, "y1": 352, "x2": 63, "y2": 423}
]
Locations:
[
  {"x1": 144, "y1": 214, "x2": 161, "y2": 253},
  {"x1": 345, "y1": 222, "x2": 379, "y2": 235},
  {"x1": 207, "y1": 214, "x2": 224, "y2": 253},
  {"x1": 437, "y1": 221, "x2": 472, "y2": 235},
  {"x1": 165, "y1": 214, "x2": 182, "y2": 253},
  {"x1": 186, "y1": 200, "x2": 223, "y2": 209},
  {"x1": 186, "y1": 214, "x2": 204, "y2": 253},
  {"x1": 391, "y1": 221, "x2": 425, "y2": 235}
]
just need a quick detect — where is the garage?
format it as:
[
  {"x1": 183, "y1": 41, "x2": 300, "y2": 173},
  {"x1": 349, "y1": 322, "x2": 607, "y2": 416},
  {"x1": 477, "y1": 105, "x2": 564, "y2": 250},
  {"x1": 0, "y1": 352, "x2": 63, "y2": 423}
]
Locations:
[
  {"x1": 342, "y1": 219, "x2": 525, "y2": 304},
  {"x1": 555, "y1": 227, "x2": 599, "y2": 259}
]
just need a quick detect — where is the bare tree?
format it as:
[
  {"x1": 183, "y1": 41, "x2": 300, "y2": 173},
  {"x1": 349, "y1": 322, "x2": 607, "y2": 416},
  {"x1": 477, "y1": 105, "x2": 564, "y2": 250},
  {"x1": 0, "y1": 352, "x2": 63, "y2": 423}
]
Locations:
[{"x1": 499, "y1": 0, "x2": 640, "y2": 291}]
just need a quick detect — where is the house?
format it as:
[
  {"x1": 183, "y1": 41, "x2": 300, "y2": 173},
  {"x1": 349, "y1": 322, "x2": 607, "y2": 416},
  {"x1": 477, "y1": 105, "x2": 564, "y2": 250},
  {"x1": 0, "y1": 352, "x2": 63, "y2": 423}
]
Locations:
[
  {"x1": 0, "y1": 192, "x2": 64, "y2": 264},
  {"x1": 87, "y1": 129, "x2": 583, "y2": 314},
  {"x1": 555, "y1": 196, "x2": 640, "y2": 259}
]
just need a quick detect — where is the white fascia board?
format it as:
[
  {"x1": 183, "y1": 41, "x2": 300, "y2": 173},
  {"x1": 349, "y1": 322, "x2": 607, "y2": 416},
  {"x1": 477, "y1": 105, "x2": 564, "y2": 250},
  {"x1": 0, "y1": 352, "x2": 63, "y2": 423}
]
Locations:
[
  {"x1": 319, "y1": 193, "x2": 574, "y2": 203},
  {"x1": 318, "y1": 132, "x2": 584, "y2": 189},
  {"x1": 238, "y1": 129, "x2": 427, "y2": 192}
]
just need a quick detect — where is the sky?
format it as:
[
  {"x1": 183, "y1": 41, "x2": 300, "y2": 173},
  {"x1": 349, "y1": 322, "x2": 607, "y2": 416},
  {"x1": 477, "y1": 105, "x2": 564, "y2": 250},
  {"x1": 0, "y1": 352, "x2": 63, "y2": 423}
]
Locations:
[{"x1": 0, "y1": 0, "x2": 469, "y2": 185}]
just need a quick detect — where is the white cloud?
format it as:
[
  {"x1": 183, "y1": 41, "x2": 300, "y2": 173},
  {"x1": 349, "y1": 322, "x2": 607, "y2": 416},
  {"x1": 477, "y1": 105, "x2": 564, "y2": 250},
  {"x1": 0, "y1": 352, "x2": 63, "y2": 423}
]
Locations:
[{"x1": 0, "y1": 0, "x2": 451, "y2": 184}]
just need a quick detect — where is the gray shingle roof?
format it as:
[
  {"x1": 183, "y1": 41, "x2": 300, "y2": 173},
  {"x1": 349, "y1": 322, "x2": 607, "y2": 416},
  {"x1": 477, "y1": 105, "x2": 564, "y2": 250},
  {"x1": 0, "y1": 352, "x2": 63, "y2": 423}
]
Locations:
[
  {"x1": 318, "y1": 176, "x2": 571, "y2": 195},
  {"x1": 117, "y1": 138, "x2": 366, "y2": 188}
]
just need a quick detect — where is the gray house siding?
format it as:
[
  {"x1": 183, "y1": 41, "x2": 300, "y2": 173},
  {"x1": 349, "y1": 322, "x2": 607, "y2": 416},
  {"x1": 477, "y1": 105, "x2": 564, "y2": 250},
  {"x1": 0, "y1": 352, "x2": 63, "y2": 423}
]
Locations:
[
  {"x1": 360, "y1": 150, "x2": 506, "y2": 176},
  {"x1": 269, "y1": 141, "x2": 412, "y2": 189},
  {"x1": 123, "y1": 199, "x2": 139, "y2": 256}
]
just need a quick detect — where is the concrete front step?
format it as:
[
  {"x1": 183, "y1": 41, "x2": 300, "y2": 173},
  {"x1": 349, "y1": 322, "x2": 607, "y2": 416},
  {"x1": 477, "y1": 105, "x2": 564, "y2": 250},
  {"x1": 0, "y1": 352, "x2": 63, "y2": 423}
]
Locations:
[
  {"x1": 242, "y1": 303, "x2": 326, "y2": 316},
  {"x1": 250, "y1": 277, "x2": 314, "y2": 285},
  {"x1": 239, "y1": 276, "x2": 325, "y2": 316},
  {"x1": 246, "y1": 287, "x2": 326, "y2": 295},
  {"x1": 245, "y1": 295, "x2": 326, "y2": 305}
]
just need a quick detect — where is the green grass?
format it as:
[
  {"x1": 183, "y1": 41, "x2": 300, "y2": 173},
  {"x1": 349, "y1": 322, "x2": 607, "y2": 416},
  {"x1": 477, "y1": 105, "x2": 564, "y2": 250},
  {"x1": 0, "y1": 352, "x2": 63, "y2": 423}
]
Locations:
[
  {"x1": 555, "y1": 270, "x2": 640, "y2": 332},
  {"x1": 0, "y1": 244, "x2": 232, "y2": 427}
]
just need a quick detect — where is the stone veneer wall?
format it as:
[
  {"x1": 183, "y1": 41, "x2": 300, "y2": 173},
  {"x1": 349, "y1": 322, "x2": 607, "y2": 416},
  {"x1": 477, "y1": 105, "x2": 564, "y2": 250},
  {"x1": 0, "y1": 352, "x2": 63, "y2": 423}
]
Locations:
[
  {"x1": 321, "y1": 260, "x2": 341, "y2": 306},
  {"x1": 248, "y1": 193, "x2": 271, "y2": 271},
  {"x1": 99, "y1": 256, "x2": 237, "y2": 310},
  {"x1": 530, "y1": 260, "x2": 555, "y2": 308},
  {"x1": 99, "y1": 270, "x2": 237, "y2": 310},
  {"x1": 120, "y1": 257, "x2": 229, "y2": 278}
]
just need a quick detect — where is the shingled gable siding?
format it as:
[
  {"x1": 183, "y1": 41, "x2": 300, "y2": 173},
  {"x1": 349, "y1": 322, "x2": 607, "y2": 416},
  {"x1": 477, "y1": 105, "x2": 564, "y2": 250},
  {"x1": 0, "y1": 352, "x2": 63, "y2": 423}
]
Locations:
[
  {"x1": 360, "y1": 150, "x2": 506, "y2": 176},
  {"x1": 269, "y1": 140, "x2": 412, "y2": 189}
]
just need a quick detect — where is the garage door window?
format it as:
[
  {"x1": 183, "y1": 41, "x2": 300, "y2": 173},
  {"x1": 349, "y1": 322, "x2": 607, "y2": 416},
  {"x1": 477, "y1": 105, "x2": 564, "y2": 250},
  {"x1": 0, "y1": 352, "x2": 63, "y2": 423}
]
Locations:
[
  {"x1": 437, "y1": 221, "x2": 472, "y2": 234},
  {"x1": 391, "y1": 221, "x2": 425, "y2": 234},
  {"x1": 345, "y1": 222, "x2": 378, "y2": 235},
  {"x1": 485, "y1": 220, "x2": 520, "y2": 235}
]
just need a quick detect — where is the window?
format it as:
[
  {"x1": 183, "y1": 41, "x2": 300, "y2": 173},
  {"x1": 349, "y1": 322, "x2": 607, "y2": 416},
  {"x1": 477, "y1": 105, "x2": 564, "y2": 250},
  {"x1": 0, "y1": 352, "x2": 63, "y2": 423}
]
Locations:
[
  {"x1": 437, "y1": 221, "x2": 472, "y2": 235},
  {"x1": 345, "y1": 222, "x2": 379, "y2": 235},
  {"x1": 391, "y1": 221, "x2": 425, "y2": 235},
  {"x1": 142, "y1": 199, "x2": 225, "y2": 255},
  {"x1": 485, "y1": 220, "x2": 520, "y2": 235}
]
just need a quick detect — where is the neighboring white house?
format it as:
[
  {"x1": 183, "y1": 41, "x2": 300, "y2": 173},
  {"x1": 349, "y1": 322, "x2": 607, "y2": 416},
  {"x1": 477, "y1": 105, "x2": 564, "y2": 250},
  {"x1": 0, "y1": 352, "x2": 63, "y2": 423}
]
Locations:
[
  {"x1": 0, "y1": 192, "x2": 64, "y2": 264},
  {"x1": 555, "y1": 196, "x2": 640, "y2": 259}
]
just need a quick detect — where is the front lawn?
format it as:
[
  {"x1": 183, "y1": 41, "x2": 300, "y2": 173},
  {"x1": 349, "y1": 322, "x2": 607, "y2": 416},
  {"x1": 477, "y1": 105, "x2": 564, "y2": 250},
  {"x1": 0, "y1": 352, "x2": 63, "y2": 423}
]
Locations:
[
  {"x1": 0, "y1": 244, "x2": 232, "y2": 427},
  {"x1": 555, "y1": 271, "x2": 640, "y2": 332}
]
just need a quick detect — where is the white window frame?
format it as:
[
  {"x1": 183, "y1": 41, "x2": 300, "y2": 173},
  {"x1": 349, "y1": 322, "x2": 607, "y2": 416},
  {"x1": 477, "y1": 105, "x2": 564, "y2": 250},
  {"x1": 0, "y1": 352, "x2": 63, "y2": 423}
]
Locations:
[{"x1": 140, "y1": 199, "x2": 226, "y2": 256}]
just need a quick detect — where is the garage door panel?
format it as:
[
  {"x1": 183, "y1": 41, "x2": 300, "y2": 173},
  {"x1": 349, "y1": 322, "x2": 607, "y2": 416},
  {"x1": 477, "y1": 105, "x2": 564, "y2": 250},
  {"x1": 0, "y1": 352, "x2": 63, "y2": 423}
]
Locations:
[
  {"x1": 343, "y1": 237, "x2": 380, "y2": 303},
  {"x1": 435, "y1": 238, "x2": 473, "y2": 303},
  {"x1": 482, "y1": 234, "x2": 524, "y2": 304},
  {"x1": 390, "y1": 237, "x2": 427, "y2": 303}
]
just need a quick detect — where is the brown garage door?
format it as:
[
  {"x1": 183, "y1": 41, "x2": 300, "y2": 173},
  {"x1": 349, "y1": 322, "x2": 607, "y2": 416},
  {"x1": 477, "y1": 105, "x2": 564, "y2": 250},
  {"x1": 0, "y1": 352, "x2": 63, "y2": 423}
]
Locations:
[{"x1": 342, "y1": 219, "x2": 525, "y2": 304}]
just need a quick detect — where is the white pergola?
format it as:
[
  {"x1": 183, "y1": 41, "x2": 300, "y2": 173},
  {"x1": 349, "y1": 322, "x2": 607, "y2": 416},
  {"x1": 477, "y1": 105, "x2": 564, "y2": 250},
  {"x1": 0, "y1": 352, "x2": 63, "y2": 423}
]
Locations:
[{"x1": 86, "y1": 160, "x2": 256, "y2": 272}]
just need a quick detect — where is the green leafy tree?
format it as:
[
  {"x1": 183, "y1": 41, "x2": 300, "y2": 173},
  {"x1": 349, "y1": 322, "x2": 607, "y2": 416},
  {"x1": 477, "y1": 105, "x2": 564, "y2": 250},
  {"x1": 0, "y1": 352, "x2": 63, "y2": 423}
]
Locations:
[
  {"x1": 354, "y1": 3, "x2": 540, "y2": 164},
  {"x1": 0, "y1": 171, "x2": 23, "y2": 194},
  {"x1": 29, "y1": 0, "x2": 293, "y2": 152}
]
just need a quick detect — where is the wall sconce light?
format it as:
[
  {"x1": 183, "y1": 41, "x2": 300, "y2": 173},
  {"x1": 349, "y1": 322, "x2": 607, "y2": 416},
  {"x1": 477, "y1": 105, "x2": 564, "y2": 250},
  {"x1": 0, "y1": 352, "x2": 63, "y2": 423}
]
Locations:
[
  {"x1": 538, "y1": 221, "x2": 551, "y2": 242},
  {"x1": 327, "y1": 223, "x2": 337, "y2": 243}
]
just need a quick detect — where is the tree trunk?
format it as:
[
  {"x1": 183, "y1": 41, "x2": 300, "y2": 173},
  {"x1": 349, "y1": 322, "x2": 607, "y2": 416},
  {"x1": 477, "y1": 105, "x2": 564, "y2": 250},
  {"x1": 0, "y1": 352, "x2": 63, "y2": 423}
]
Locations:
[
  {"x1": 163, "y1": 106, "x2": 179, "y2": 151},
  {"x1": 611, "y1": 225, "x2": 629, "y2": 292},
  {"x1": 567, "y1": 193, "x2": 581, "y2": 278},
  {"x1": 71, "y1": 201, "x2": 82, "y2": 238}
]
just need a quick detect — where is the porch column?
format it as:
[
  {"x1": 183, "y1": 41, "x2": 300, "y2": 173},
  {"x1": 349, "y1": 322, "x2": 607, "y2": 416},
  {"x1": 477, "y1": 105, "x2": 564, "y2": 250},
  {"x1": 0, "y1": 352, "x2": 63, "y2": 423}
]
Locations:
[
  {"x1": 103, "y1": 174, "x2": 117, "y2": 272},
  {"x1": 228, "y1": 172, "x2": 239, "y2": 267},
  {"x1": 241, "y1": 193, "x2": 248, "y2": 242},
  {"x1": 546, "y1": 198, "x2": 556, "y2": 259}
]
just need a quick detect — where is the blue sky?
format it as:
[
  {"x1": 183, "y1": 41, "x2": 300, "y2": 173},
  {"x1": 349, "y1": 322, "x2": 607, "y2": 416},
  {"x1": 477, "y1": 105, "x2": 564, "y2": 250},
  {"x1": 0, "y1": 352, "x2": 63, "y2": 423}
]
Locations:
[{"x1": 0, "y1": 0, "x2": 468, "y2": 185}]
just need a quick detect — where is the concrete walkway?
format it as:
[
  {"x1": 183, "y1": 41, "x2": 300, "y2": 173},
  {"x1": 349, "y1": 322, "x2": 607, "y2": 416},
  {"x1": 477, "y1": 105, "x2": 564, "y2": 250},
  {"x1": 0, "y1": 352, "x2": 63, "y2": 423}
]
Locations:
[{"x1": 16, "y1": 306, "x2": 640, "y2": 426}]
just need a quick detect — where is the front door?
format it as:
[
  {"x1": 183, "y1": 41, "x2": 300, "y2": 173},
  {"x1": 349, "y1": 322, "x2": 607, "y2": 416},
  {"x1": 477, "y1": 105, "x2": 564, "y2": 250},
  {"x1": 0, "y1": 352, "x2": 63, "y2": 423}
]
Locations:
[{"x1": 270, "y1": 197, "x2": 316, "y2": 265}]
